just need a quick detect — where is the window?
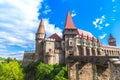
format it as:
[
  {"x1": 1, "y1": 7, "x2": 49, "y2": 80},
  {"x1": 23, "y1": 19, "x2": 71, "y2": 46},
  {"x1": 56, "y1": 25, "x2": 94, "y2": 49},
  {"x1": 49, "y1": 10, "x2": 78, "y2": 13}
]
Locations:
[
  {"x1": 70, "y1": 42, "x2": 72, "y2": 44},
  {"x1": 49, "y1": 49, "x2": 51, "y2": 52}
]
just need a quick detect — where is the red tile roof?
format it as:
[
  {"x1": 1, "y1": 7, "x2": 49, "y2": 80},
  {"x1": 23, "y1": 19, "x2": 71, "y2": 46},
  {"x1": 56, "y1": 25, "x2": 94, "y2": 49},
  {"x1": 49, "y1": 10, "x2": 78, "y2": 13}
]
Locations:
[
  {"x1": 49, "y1": 33, "x2": 61, "y2": 41},
  {"x1": 64, "y1": 11, "x2": 76, "y2": 29},
  {"x1": 77, "y1": 29, "x2": 96, "y2": 39}
]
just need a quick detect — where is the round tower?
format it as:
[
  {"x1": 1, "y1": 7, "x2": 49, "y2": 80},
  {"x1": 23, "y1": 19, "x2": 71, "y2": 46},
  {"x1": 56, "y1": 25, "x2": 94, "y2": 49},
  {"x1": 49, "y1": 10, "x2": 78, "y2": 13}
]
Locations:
[{"x1": 35, "y1": 19, "x2": 46, "y2": 61}]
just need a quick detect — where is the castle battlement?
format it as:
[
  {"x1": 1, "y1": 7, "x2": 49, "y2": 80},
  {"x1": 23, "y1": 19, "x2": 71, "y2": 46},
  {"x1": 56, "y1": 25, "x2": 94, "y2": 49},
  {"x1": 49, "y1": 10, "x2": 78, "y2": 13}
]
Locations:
[{"x1": 45, "y1": 38, "x2": 55, "y2": 41}]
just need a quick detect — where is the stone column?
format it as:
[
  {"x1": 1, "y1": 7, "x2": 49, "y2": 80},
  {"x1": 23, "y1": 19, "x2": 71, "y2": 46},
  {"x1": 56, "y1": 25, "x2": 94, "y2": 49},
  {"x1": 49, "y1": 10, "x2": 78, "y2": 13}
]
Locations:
[
  {"x1": 83, "y1": 47, "x2": 86, "y2": 56},
  {"x1": 94, "y1": 48, "x2": 97, "y2": 56},
  {"x1": 89, "y1": 48, "x2": 92, "y2": 56}
]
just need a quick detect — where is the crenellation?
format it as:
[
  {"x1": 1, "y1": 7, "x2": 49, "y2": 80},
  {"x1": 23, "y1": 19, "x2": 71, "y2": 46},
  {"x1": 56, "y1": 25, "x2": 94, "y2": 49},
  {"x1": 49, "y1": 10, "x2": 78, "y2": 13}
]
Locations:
[{"x1": 45, "y1": 38, "x2": 56, "y2": 41}]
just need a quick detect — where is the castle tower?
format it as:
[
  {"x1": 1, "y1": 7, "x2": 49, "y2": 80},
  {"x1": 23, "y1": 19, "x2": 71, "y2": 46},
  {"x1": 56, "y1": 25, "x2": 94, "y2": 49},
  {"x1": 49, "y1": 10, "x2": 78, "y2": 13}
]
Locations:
[
  {"x1": 35, "y1": 19, "x2": 45, "y2": 61},
  {"x1": 63, "y1": 11, "x2": 77, "y2": 37},
  {"x1": 108, "y1": 33, "x2": 116, "y2": 46},
  {"x1": 63, "y1": 11, "x2": 78, "y2": 60},
  {"x1": 63, "y1": 11, "x2": 78, "y2": 80}
]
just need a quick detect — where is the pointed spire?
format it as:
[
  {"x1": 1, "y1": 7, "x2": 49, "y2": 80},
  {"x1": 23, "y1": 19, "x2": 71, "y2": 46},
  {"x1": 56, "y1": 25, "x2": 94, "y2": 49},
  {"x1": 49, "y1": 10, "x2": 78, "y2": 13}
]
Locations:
[
  {"x1": 109, "y1": 33, "x2": 114, "y2": 39},
  {"x1": 64, "y1": 11, "x2": 76, "y2": 29},
  {"x1": 37, "y1": 19, "x2": 45, "y2": 34}
]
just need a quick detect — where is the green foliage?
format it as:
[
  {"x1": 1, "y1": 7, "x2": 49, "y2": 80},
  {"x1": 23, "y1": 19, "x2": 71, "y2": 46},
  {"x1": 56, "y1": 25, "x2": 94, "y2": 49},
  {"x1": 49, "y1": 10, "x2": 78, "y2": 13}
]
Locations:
[
  {"x1": 25, "y1": 62, "x2": 68, "y2": 80},
  {"x1": 0, "y1": 59, "x2": 68, "y2": 80},
  {"x1": 0, "y1": 57, "x2": 5, "y2": 60},
  {"x1": 53, "y1": 67, "x2": 68, "y2": 80},
  {"x1": 0, "y1": 61, "x2": 25, "y2": 80},
  {"x1": 34, "y1": 62, "x2": 54, "y2": 80}
]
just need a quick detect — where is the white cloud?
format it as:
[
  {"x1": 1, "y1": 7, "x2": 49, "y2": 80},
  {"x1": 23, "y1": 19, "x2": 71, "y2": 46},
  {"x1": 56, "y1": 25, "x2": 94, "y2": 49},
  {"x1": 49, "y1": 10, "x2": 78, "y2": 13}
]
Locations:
[
  {"x1": 105, "y1": 23, "x2": 110, "y2": 27},
  {"x1": 0, "y1": 45, "x2": 6, "y2": 49},
  {"x1": 0, "y1": 0, "x2": 63, "y2": 59},
  {"x1": 71, "y1": 10, "x2": 77, "y2": 17},
  {"x1": 43, "y1": 19, "x2": 62, "y2": 37},
  {"x1": 93, "y1": 15, "x2": 110, "y2": 30},
  {"x1": 43, "y1": 5, "x2": 51, "y2": 14},
  {"x1": 112, "y1": 10, "x2": 116, "y2": 12},
  {"x1": 43, "y1": 9, "x2": 51, "y2": 14},
  {"x1": 112, "y1": 0, "x2": 115, "y2": 2},
  {"x1": 0, "y1": 49, "x2": 24, "y2": 60},
  {"x1": 99, "y1": 33, "x2": 107, "y2": 39},
  {"x1": 0, "y1": 0, "x2": 43, "y2": 59}
]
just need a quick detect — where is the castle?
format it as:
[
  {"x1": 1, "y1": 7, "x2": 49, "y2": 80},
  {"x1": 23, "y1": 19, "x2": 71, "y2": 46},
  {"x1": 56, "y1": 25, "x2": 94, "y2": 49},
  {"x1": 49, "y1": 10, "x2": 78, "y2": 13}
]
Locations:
[{"x1": 23, "y1": 11, "x2": 120, "y2": 80}]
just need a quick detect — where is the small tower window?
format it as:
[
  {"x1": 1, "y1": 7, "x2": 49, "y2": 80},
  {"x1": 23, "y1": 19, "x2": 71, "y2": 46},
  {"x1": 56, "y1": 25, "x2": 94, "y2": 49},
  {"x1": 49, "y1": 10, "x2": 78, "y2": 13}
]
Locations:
[
  {"x1": 49, "y1": 49, "x2": 52, "y2": 52},
  {"x1": 70, "y1": 42, "x2": 72, "y2": 45}
]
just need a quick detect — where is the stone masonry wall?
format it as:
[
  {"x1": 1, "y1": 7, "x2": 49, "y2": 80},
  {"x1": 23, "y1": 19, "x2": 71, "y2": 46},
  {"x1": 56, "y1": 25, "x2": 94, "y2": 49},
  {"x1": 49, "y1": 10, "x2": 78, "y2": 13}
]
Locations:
[
  {"x1": 77, "y1": 63, "x2": 93, "y2": 80},
  {"x1": 22, "y1": 53, "x2": 34, "y2": 67},
  {"x1": 109, "y1": 63, "x2": 120, "y2": 80},
  {"x1": 97, "y1": 65, "x2": 110, "y2": 80}
]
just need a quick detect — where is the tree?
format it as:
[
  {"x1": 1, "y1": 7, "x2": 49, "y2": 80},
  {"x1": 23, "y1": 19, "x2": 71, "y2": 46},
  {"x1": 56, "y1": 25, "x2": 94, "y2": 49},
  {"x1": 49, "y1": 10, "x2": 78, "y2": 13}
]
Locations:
[
  {"x1": 34, "y1": 62, "x2": 54, "y2": 80},
  {"x1": 33, "y1": 62, "x2": 68, "y2": 80},
  {"x1": 0, "y1": 61, "x2": 25, "y2": 80}
]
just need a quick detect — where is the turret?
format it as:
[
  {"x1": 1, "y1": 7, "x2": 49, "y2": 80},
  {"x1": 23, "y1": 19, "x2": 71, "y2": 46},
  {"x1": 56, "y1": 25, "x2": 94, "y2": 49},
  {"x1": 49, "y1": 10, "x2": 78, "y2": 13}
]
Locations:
[
  {"x1": 35, "y1": 19, "x2": 45, "y2": 61},
  {"x1": 108, "y1": 33, "x2": 116, "y2": 46},
  {"x1": 36, "y1": 19, "x2": 45, "y2": 40}
]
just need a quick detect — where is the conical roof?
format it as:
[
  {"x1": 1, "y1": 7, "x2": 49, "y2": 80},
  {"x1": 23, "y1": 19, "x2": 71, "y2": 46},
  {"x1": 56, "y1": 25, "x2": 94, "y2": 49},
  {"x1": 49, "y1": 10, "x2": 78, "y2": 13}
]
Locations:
[
  {"x1": 64, "y1": 11, "x2": 76, "y2": 29},
  {"x1": 109, "y1": 33, "x2": 114, "y2": 39},
  {"x1": 37, "y1": 19, "x2": 45, "y2": 34}
]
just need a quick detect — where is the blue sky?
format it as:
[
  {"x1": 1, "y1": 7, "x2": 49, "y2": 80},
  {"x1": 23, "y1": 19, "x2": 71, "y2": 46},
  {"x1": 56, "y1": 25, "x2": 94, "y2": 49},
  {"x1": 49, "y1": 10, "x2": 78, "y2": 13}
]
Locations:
[{"x1": 0, "y1": 0, "x2": 120, "y2": 59}]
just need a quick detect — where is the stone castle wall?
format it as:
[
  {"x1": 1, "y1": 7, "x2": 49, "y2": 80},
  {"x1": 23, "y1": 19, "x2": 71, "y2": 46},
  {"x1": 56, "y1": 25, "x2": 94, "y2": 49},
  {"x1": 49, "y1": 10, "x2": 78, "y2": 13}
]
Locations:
[
  {"x1": 22, "y1": 52, "x2": 34, "y2": 67},
  {"x1": 109, "y1": 63, "x2": 120, "y2": 80}
]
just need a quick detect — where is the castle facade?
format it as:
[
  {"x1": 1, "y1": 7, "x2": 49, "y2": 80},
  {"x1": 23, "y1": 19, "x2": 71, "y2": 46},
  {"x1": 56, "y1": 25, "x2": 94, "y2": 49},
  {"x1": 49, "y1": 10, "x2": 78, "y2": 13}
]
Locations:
[{"x1": 23, "y1": 11, "x2": 120, "y2": 80}]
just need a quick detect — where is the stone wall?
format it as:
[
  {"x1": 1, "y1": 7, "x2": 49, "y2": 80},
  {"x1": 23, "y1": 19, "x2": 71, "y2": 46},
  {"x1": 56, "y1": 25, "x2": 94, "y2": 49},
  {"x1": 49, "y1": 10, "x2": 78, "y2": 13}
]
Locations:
[
  {"x1": 22, "y1": 53, "x2": 34, "y2": 67},
  {"x1": 77, "y1": 63, "x2": 93, "y2": 80},
  {"x1": 97, "y1": 65, "x2": 110, "y2": 80},
  {"x1": 68, "y1": 62, "x2": 94, "y2": 80},
  {"x1": 109, "y1": 63, "x2": 120, "y2": 80}
]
